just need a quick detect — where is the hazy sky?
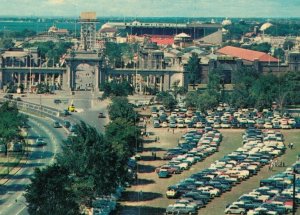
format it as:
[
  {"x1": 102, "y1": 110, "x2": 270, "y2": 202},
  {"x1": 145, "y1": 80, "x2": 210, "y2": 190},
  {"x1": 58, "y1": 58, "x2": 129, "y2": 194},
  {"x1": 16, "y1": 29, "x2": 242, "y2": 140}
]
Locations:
[{"x1": 2, "y1": 0, "x2": 300, "y2": 17}]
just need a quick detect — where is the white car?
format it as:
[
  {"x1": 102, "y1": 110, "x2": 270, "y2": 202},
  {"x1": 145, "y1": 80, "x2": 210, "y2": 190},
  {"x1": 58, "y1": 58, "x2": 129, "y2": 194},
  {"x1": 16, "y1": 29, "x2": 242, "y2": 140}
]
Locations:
[
  {"x1": 221, "y1": 123, "x2": 231, "y2": 128},
  {"x1": 264, "y1": 122, "x2": 273, "y2": 129},
  {"x1": 198, "y1": 186, "x2": 220, "y2": 197},
  {"x1": 161, "y1": 122, "x2": 168, "y2": 128},
  {"x1": 281, "y1": 124, "x2": 291, "y2": 129},
  {"x1": 195, "y1": 122, "x2": 203, "y2": 128},
  {"x1": 225, "y1": 205, "x2": 246, "y2": 214}
]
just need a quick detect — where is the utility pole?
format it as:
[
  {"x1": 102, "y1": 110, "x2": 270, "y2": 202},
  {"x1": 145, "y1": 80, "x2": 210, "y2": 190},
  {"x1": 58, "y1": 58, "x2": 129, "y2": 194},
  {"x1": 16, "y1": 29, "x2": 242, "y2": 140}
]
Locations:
[{"x1": 293, "y1": 168, "x2": 296, "y2": 215}]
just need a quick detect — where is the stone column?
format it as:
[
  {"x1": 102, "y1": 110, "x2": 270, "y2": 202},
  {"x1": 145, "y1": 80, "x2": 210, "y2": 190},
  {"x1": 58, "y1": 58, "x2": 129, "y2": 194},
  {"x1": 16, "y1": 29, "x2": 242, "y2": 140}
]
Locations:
[
  {"x1": 139, "y1": 75, "x2": 142, "y2": 93},
  {"x1": 164, "y1": 72, "x2": 171, "y2": 91},
  {"x1": 159, "y1": 75, "x2": 163, "y2": 91},
  {"x1": 24, "y1": 73, "x2": 28, "y2": 89},
  {"x1": 58, "y1": 74, "x2": 61, "y2": 85},
  {"x1": 45, "y1": 74, "x2": 48, "y2": 84},
  {"x1": 146, "y1": 75, "x2": 149, "y2": 87},
  {"x1": 18, "y1": 73, "x2": 21, "y2": 86},
  {"x1": 52, "y1": 74, "x2": 55, "y2": 85},
  {"x1": 38, "y1": 73, "x2": 41, "y2": 84}
]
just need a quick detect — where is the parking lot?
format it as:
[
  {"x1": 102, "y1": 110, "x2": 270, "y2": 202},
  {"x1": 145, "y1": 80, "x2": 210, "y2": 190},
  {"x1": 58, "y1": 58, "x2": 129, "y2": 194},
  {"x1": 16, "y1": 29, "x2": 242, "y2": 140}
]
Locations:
[{"x1": 116, "y1": 104, "x2": 300, "y2": 215}]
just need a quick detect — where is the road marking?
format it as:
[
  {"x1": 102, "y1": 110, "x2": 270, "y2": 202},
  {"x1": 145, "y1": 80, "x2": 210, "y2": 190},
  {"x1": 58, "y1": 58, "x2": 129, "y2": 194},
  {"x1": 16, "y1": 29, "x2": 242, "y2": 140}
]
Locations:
[{"x1": 16, "y1": 206, "x2": 26, "y2": 215}]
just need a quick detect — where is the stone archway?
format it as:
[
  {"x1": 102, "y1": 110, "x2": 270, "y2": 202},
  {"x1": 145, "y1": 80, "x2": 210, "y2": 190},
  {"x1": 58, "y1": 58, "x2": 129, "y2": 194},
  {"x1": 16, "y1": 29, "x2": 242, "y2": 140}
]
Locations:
[{"x1": 74, "y1": 63, "x2": 96, "y2": 91}]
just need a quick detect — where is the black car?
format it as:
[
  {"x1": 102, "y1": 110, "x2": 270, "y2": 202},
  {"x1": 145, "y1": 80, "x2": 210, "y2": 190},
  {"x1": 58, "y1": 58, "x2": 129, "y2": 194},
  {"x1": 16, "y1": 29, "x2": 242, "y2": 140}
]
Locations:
[
  {"x1": 53, "y1": 121, "x2": 61, "y2": 128},
  {"x1": 54, "y1": 99, "x2": 61, "y2": 104},
  {"x1": 98, "y1": 112, "x2": 106, "y2": 118},
  {"x1": 183, "y1": 192, "x2": 210, "y2": 204}
]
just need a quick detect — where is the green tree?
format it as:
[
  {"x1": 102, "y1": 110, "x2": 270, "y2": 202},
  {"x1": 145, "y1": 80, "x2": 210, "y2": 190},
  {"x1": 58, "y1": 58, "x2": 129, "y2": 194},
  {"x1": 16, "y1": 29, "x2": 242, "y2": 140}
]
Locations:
[
  {"x1": 108, "y1": 97, "x2": 138, "y2": 123},
  {"x1": 0, "y1": 102, "x2": 27, "y2": 155},
  {"x1": 244, "y1": 42, "x2": 271, "y2": 53},
  {"x1": 100, "y1": 80, "x2": 134, "y2": 99},
  {"x1": 283, "y1": 40, "x2": 295, "y2": 50},
  {"x1": 0, "y1": 38, "x2": 15, "y2": 49},
  {"x1": 250, "y1": 74, "x2": 278, "y2": 110},
  {"x1": 186, "y1": 53, "x2": 201, "y2": 89},
  {"x1": 25, "y1": 164, "x2": 81, "y2": 215},
  {"x1": 274, "y1": 48, "x2": 285, "y2": 62},
  {"x1": 230, "y1": 67, "x2": 260, "y2": 108},
  {"x1": 105, "y1": 118, "x2": 142, "y2": 157},
  {"x1": 156, "y1": 91, "x2": 177, "y2": 110},
  {"x1": 172, "y1": 80, "x2": 187, "y2": 99},
  {"x1": 58, "y1": 122, "x2": 129, "y2": 207}
]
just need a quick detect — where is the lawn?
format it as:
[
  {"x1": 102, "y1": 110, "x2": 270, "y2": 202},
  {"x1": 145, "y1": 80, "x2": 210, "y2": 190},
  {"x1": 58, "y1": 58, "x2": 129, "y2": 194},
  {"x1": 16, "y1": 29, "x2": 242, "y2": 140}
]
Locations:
[
  {"x1": 0, "y1": 153, "x2": 23, "y2": 178},
  {"x1": 117, "y1": 128, "x2": 300, "y2": 215}
]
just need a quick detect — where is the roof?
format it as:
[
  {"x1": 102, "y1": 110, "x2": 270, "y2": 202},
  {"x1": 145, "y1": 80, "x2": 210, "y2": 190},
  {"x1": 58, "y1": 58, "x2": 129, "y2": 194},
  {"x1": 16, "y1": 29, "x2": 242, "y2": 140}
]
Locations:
[
  {"x1": 2, "y1": 51, "x2": 28, "y2": 58},
  {"x1": 150, "y1": 36, "x2": 174, "y2": 45},
  {"x1": 99, "y1": 27, "x2": 117, "y2": 33},
  {"x1": 80, "y1": 12, "x2": 96, "y2": 20},
  {"x1": 217, "y1": 46, "x2": 279, "y2": 62}
]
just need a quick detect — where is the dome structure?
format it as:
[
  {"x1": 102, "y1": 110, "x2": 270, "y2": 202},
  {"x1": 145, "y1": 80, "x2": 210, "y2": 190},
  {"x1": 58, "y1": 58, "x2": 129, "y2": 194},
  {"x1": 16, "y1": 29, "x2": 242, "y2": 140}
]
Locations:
[
  {"x1": 100, "y1": 23, "x2": 113, "y2": 29},
  {"x1": 222, "y1": 19, "x2": 232, "y2": 26},
  {"x1": 260, "y1": 22, "x2": 273, "y2": 31}
]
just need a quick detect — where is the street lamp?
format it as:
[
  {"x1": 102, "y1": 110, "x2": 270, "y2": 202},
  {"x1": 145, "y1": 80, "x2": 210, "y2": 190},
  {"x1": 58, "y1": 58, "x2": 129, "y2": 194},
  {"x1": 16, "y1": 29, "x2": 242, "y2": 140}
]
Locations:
[{"x1": 293, "y1": 167, "x2": 296, "y2": 215}]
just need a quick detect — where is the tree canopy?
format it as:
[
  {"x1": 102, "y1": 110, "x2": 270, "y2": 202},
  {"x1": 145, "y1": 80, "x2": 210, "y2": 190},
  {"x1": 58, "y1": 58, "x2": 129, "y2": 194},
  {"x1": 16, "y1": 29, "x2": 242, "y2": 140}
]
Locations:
[
  {"x1": 108, "y1": 97, "x2": 138, "y2": 122},
  {"x1": 23, "y1": 41, "x2": 73, "y2": 66},
  {"x1": 156, "y1": 91, "x2": 177, "y2": 110},
  {"x1": 25, "y1": 164, "x2": 81, "y2": 215},
  {"x1": 186, "y1": 53, "x2": 201, "y2": 88},
  {"x1": 100, "y1": 80, "x2": 134, "y2": 99},
  {"x1": 0, "y1": 102, "x2": 27, "y2": 155}
]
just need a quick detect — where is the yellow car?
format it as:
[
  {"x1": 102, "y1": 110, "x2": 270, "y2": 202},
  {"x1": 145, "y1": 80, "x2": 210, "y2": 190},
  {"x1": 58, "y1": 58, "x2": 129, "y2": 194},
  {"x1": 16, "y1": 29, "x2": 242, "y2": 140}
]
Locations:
[{"x1": 68, "y1": 104, "x2": 75, "y2": 112}]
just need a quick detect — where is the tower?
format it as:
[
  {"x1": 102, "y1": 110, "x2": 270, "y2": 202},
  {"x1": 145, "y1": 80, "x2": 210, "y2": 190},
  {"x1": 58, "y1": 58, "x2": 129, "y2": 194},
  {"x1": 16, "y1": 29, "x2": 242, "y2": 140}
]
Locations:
[{"x1": 79, "y1": 12, "x2": 97, "y2": 51}]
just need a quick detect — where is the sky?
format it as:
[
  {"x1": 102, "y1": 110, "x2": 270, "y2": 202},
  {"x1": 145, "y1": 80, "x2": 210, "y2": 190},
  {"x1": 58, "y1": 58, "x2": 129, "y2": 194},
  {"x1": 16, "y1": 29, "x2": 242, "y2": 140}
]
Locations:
[{"x1": 1, "y1": 0, "x2": 300, "y2": 18}]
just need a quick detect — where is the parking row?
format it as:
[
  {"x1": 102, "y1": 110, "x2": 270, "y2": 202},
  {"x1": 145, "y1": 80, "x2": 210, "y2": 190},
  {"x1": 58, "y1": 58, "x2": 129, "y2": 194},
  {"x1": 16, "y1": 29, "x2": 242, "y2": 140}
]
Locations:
[
  {"x1": 226, "y1": 161, "x2": 300, "y2": 215},
  {"x1": 165, "y1": 129, "x2": 286, "y2": 215},
  {"x1": 155, "y1": 128, "x2": 222, "y2": 178},
  {"x1": 151, "y1": 104, "x2": 300, "y2": 130}
]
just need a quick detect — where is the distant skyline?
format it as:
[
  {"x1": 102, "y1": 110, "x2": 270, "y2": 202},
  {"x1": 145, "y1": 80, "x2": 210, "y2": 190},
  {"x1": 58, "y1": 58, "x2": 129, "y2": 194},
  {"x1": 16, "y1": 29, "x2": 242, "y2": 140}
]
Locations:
[{"x1": 1, "y1": 0, "x2": 300, "y2": 18}]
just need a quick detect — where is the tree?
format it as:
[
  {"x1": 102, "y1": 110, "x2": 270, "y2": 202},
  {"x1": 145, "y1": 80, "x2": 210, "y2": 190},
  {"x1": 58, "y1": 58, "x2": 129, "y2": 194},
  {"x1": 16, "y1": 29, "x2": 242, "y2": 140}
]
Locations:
[
  {"x1": 186, "y1": 53, "x2": 201, "y2": 89},
  {"x1": 250, "y1": 74, "x2": 278, "y2": 110},
  {"x1": 156, "y1": 92, "x2": 177, "y2": 110},
  {"x1": 108, "y1": 97, "x2": 137, "y2": 123},
  {"x1": 274, "y1": 48, "x2": 285, "y2": 62},
  {"x1": 0, "y1": 38, "x2": 15, "y2": 49},
  {"x1": 100, "y1": 80, "x2": 134, "y2": 99},
  {"x1": 230, "y1": 67, "x2": 260, "y2": 108},
  {"x1": 105, "y1": 118, "x2": 142, "y2": 157},
  {"x1": 283, "y1": 40, "x2": 295, "y2": 51},
  {"x1": 0, "y1": 102, "x2": 27, "y2": 155},
  {"x1": 25, "y1": 164, "x2": 81, "y2": 215},
  {"x1": 244, "y1": 42, "x2": 271, "y2": 53},
  {"x1": 58, "y1": 122, "x2": 129, "y2": 207},
  {"x1": 172, "y1": 80, "x2": 187, "y2": 99}
]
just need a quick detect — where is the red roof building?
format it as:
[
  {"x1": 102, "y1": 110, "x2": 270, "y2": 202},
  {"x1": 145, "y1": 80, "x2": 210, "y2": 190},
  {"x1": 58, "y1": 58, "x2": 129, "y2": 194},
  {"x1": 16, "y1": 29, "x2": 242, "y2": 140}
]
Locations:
[
  {"x1": 149, "y1": 35, "x2": 174, "y2": 46},
  {"x1": 217, "y1": 46, "x2": 279, "y2": 63}
]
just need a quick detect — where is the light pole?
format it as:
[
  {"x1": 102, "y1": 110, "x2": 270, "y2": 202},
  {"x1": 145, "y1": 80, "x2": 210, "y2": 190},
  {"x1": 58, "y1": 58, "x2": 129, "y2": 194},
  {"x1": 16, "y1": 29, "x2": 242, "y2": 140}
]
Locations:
[{"x1": 293, "y1": 168, "x2": 296, "y2": 215}]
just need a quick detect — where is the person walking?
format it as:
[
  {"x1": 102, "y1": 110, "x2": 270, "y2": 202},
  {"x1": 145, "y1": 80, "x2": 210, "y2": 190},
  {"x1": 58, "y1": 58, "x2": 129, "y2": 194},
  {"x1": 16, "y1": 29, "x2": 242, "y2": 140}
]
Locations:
[{"x1": 290, "y1": 142, "x2": 294, "y2": 149}]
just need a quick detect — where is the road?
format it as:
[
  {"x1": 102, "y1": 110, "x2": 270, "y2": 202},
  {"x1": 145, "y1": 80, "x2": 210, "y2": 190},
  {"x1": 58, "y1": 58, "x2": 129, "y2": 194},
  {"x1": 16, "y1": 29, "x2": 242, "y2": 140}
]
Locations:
[
  {"x1": 0, "y1": 91, "x2": 110, "y2": 215},
  {"x1": 0, "y1": 115, "x2": 67, "y2": 215}
]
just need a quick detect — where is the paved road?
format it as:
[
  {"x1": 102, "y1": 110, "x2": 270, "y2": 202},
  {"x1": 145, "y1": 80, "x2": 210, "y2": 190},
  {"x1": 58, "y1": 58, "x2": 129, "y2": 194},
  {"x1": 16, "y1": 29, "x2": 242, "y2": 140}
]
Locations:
[
  {"x1": 0, "y1": 116, "x2": 67, "y2": 215},
  {"x1": 0, "y1": 91, "x2": 110, "y2": 215}
]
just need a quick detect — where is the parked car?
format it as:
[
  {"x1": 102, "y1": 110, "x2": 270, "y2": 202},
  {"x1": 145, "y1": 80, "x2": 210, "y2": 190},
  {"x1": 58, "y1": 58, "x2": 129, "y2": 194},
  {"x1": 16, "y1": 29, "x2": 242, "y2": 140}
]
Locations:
[
  {"x1": 53, "y1": 121, "x2": 61, "y2": 128},
  {"x1": 98, "y1": 112, "x2": 106, "y2": 118},
  {"x1": 63, "y1": 120, "x2": 71, "y2": 128},
  {"x1": 54, "y1": 99, "x2": 61, "y2": 104},
  {"x1": 36, "y1": 138, "x2": 46, "y2": 146},
  {"x1": 225, "y1": 205, "x2": 246, "y2": 214}
]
